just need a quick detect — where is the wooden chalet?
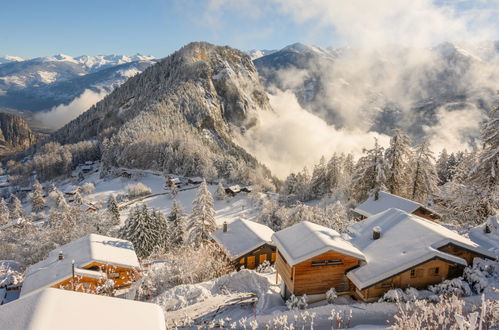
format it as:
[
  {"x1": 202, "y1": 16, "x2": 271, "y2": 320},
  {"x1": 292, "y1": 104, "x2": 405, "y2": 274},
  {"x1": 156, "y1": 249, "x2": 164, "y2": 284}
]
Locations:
[
  {"x1": 225, "y1": 185, "x2": 241, "y2": 197},
  {"x1": 20, "y1": 234, "x2": 141, "y2": 298},
  {"x1": 0, "y1": 288, "x2": 166, "y2": 330},
  {"x1": 272, "y1": 222, "x2": 366, "y2": 300},
  {"x1": 188, "y1": 177, "x2": 203, "y2": 184},
  {"x1": 211, "y1": 219, "x2": 276, "y2": 270},
  {"x1": 346, "y1": 208, "x2": 496, "y2": 301},
  {"x1": 353, "y1": 191, "x2": 441, "y2": 221}
]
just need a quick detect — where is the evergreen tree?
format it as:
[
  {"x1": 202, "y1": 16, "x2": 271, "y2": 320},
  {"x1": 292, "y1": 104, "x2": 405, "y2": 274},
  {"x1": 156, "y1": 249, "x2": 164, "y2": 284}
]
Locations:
[
  {"x1": 168, "y1": 199, "x2": 186, "y2": 247},
  {"x1": 215, "y1": 182, "x2": 226, "y2": 200},
  {"x1": 310, "y1": 156, "x2": 328, "y2": 199},
  {"x1": 384, "y1": 130, "x2": 413, "y2": 197},
  {"x1": 326, "y1": 153, "x2": 343, "y2": 193},
  {"x1": 410, "y1": 140, "x2": 439, "y2": 203},
  {"x1": 9, "y1": 194, "x2": 23, "y2": 220},
  {"x1": 351, "y1": 138, "x2": 386, "y2": 202},
  {"x1": 469, "y1": 106, "x2": 499, "y2": 217},
  {"x1": 284, "y1": 202, "x2": 315, "y2": 228},
  {"x1": 446, "y1": 153, "x2": 458, "y2": 182},
  {"x1": 170, "y1": 181, "x2": 178, "y2": 198},
  {"x1": 187, "y1": 180, "x2": 216, "y2": 245},
  {"x1": 151, "y1": 209, "x2": 169, "y2": 251},
  {"x1": 29, "y1": 180, "x2": 45, "y2": 213},
  {"x1": 107, "y1": 194, "x2": 120, "y2": 225},
  {"x1": 436, "y1": 149, "x2": 450, "y2": 185},
  {"x1": 120, "y1": 204, "x2": 159, "y2": 258},
  {"x1": 258, "y1": 198, "x2": 283, "y2": 231},
  {"x1": 0, "y1": 197, "x2": 9, "y2": 225}
]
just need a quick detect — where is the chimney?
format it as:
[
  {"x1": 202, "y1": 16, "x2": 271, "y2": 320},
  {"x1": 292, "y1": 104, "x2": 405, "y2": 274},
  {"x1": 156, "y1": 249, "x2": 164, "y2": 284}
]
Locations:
[
  {"x1": 223, "y1": 221, "x2": 228, "y2": 233},
  {"x1": 372, "y1": 226, "x2": 381, "y2": 240},
  {"x1": 374, "y1": 190, "x2": 379, "y2": 201},
  {"x1": 58, "y1": 251, "x2": 64, "y2": 260}
]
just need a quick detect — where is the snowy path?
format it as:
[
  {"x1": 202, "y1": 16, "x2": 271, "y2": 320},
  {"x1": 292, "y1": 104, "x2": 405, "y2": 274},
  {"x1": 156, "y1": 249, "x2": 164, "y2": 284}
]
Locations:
[{"x1": 164, "y1": 292, "x2": 257, "y2": 328}]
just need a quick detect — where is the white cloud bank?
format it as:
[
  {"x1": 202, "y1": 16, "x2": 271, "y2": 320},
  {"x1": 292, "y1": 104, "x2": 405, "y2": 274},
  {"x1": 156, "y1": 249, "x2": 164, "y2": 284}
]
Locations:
[{"x1": 35, "y1": 89, "x2": 108, "y2": 130}]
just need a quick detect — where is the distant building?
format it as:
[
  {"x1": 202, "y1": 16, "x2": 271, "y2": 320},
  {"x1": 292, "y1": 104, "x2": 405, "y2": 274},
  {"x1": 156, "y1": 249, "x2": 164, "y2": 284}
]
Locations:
[
  {"x1": 20, "y1": 234, "x2": 141, "y2": 298},
  {"x1": 352, "y1": 191, "x2": 440, "y2": 221},
  {"x1": 187, "y1": 177, "x2": 203, "y2": 184},
  {"x1": 225, "y1": 185, "x2": 241, "y2": 196},
  {"x1": 211, "y1": 219, "x2": 276, "y2": 270}
]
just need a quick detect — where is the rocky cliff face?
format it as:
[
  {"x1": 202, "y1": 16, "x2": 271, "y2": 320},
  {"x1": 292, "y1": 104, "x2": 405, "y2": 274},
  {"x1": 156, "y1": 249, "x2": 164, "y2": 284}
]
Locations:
[
  {"x1": 0, "y1": 113, "x2": 37, "y2": 157},
  {"x1": 50, "y1": 42, "x2": 274, "y2": 185}
]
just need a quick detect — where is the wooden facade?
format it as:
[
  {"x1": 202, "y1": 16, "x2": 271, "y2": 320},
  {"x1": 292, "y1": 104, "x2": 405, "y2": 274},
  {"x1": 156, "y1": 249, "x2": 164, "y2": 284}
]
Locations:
[
  {"x1": 438, "y1": 243, "x2": 492, "y2": 265},
  {"x1": 276, "y1": 249, "x2": 362, "y2": 299},
  {"x1": 412, "y1": 207, "x2": 440, "y2": 221},
  {"x1": 52, "y1": 262, "x2": 140, "y2": 295},
  {"x1": 354, "y1": 258, "x2": 456, "y2": 302},
  {"x1": 236, "y1": 243, "x2": 276, "y2": 270}
]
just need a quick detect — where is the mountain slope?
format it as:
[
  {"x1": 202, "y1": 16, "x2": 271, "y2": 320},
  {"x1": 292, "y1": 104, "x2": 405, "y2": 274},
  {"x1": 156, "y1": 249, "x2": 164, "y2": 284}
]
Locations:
[
  {"x1": 0, "y1": 112, "x2": 37, "y2": 157},
  {"x1": 0, "y1": 54, "x2": 156, "y2": 112},
  {"x1": 50, "y1": 42, "x2": 274, "y2": 186}
]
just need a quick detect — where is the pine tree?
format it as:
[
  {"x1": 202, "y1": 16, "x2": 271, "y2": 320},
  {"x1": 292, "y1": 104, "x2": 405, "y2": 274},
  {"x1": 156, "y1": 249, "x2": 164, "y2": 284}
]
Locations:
[
  {"x1": 151, "y1": 209, "x2": 169, "y2": 251},
  {"x1": 351, "y1": 138, "x2": 386, "y2": 202},
  {"x1": 436, "y1": 149, "x2": 450, "y2": 185},
  {"x1": 170, "y1": 181, "x2": 178, "y2": 198},
  {"x1": 258, "y1": 198, "x2": 283, "y2": 231},
  {"x1": 410, "y1": 140, "x2": 439, "y2": 203},
  {"x1": 469, "y1": 106, "x2": 499, "y2": 217},
  {"x1": 120, "y1": 204, "x2": 159, "y2": 258},
  {"x1": 0, "y1": 197, "x2": 9, "y2": 225},
  {"x1": 187, "y1": 180, "x2": 216, "y2": 245},
  {"x1": 107, "y1": 194, "x2": 120, "y2": 225},
  {"x1": 29, "y1": 180, "x2": 45, "y2": 213},
  {"x1": 168, "y1": 199, "x2": 186, "y2": 247},
  {"x1": 9, "y1": 194, "x2": 23, "y2": 220},
  {"x1": 215, "y1": 182, "x2": 226, "y2": 200},
  {"x1": 310, "y1": 156, "x2": 328, "y2": 199},
  {"x1": 384, "y1": 130, "x2": 413, "y2": 197}
]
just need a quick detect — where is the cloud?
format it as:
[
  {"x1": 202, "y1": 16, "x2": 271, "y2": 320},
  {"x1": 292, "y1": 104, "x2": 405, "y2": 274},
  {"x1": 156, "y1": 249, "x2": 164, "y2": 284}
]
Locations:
[
  {"x1": 35, "y1": 89, "x2": 108, "y2": 130},
  {"x1": 423, "y1": 104, "x2": 486, "y2": 154},
  {"x1": 238, "y1": 90, "x2": 390, "y2": 178}
]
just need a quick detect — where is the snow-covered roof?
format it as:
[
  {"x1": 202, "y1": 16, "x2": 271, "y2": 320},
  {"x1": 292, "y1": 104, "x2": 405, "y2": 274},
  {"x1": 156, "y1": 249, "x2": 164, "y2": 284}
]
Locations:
[
  {"x1": 227, "y1": 185, "x2": 241, "y2": 193},
  {"x1": 0, "y1": 288, "x2": 166, "y2": 330},
  {"x1": 347, "y1": 208, "x2": 496, "y2": 290},
  {"x1": 21, "y1": 234, "x2": 140, "y2": 297},
  {"x1": 211, "y1": 219, "x2": 274, "y2": 260},
  {"x1": 468, "y1": 216, "x2": 499, "y2": 257},
  {"x1": 272, "y1": 221, "x2": 365, "y2": 266},
  {"x1": 353, "y1": 191, "x2": 430, "y2": 218}
]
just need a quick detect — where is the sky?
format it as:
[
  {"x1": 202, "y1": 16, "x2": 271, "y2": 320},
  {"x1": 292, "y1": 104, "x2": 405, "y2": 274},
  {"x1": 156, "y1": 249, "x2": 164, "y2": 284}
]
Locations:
[{"x1": 1, "y1": 0, "x2": 498, "y2": 58}]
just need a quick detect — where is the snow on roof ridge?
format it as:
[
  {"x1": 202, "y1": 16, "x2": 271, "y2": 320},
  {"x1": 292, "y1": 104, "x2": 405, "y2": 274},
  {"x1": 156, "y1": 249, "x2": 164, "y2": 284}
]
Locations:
[
  {"x1": 353, "y1": 191, "x2": 425, "y2": 217},
  {"x1": 272, "y1": 221, "x2": 365, "y2": 266}
]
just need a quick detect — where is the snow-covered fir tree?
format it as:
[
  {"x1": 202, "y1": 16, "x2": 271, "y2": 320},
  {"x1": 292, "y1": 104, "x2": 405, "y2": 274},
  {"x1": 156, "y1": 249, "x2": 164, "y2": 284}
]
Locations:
[
  {"x1": 29, "y1": 180, "x2": 45, "y2": 213},
  {"x1": 107, "y1": 194, "x2": 120, "y2": 225},
  {"x1": 151, "y1": 209, "x2": 169, "y2": 251},
  {"x1": 168, "y1": 199, "x2": 186, "y2": 247},
  {"x1": 120, "y1": 204, "x2": 160, "y2": 258},
  {"x1": 309, "y1": 156, "x2": 328, "y2": 199},
  {"x1": 384, "y1": 130, "x2": 413, "y2": 197},
  {"x1": 170, "y1": 181, "x2": 178, "y2": 198},
  {"x1": 284, "y1": 202, "x2": 316, "y2": 228},
  {"x1": 436, "y1": 149, "x2": 450, "y2": 185},
  {"x1": 9, "y1": 195, "x2": 23, "y2": 220},
  {"x1": 258, "y1": 198, "x2": 283, "y2": 231},
  {"x1": 0, "y1": 198, "x2": 9, "y2": 225},
  {"x1": 215, "y1": 182, "x2": 226, "y2": 200},
  {"x1": 469, "y1": 105, "x2": 498, "y2": 217},
  {"x1": 187, "y1": 180, "x2": 216, "y2": 245},
  {"x1": 351, "y1": 138, "x2": 386, "y2": 202},
  {"x1": 410, "y1": 140, "x2": 439, "y2": 203}
]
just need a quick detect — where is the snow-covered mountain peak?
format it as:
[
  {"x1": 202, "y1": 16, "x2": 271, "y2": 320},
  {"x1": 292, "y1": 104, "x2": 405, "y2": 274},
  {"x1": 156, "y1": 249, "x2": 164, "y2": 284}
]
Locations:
[
  {"x1": 0, "y1": 55, "x2": 25, "y2": 64},
  {"x1": 47, "y1": 53, "x2": 78, "y2": 63}
]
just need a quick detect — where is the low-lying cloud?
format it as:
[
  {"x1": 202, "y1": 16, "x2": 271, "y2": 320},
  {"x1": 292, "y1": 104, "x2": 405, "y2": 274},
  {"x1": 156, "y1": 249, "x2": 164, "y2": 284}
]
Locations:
[
  {"x1": 35, "y1": 88, "x2": 108, "y2": 130},
  {"x1": 239, "y1": 90, "x2": 390, "y2": 178}
]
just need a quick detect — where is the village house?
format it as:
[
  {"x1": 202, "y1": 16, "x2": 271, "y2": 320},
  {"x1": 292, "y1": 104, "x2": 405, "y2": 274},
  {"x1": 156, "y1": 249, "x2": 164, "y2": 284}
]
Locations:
[
  {"x1": 0, "y1": 288, "x2": 166, "y2": 330},
  {"x1": 20, "y1": 234, "x2": 141, "y2": 298},
  {"x1": 211, "y1": 219, "x2": 276, "y2": 270},
  {"x1": 352, "y1": 191, "x2": 441, "y2": 221},
  {"x1": 347, "y1": 208, "x2": 496, "y2": 301},
  {"x1": 225, "y1": 185, "x2": 241, "y2": 196},
  {"x1": 187, "y1": 177, "x2": 203, "y2": 184},
  {"x1": 272, "y1": 221, "x2": 366, "y2": 300},
  {"x1": 273, "y1": 210, "x2": 495, "y2": 302}
]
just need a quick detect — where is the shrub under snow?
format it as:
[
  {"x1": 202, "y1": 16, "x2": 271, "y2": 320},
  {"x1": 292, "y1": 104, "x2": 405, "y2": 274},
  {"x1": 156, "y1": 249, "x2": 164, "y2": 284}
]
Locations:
[
  {"x1": 81, "y1": 182, "x2": 95, "y2": 195},
  {"x1": 125, "y1": 182, "x2": 152, "y2": 198},
  {"x1": 326, "y1": 288, "x2": 338, "y2": 304},
  {"x1": 286, "y1": 294, "x2": 308, "y2": 310}
]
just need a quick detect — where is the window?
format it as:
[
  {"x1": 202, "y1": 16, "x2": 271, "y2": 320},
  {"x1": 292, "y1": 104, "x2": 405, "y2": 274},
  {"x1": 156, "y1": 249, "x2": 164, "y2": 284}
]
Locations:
[
  {"x1": 311, "y1": 260, "x2": 327, "y2": 266},
  {"x1": 431, "y1": 267, "x2": 440, "y2": 276},
  {"x1": 327, "y1": 259, "x2": 343, "y2": 265},
  {"x1": 380, "y1": 279, "x2": 392, "y2": 288},
  {"x1": 410, "y1": 269, "x2": 416, "y2": 278}
]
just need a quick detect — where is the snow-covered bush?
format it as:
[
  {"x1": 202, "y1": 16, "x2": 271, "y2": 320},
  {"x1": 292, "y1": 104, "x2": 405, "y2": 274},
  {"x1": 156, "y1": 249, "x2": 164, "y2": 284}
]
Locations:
[
  {"x1": 81, "y1": 182, "x2": 95, "y2": 195},
  {"x1": 286, "y1": 294, "x2": 308, "y2": 310},
  {"x1": 256, "y1": 260, "x2": 274, "y2": 273},
  {"x1": 429, "y1": 278, "x2": 472, "y2": 297},
  {"x1": 463, "y1": 258, "x2": 499, "y2": 294},
  {"x1": 390, "y1": 294, "x2": 499, "y2": 329},
  {"x1": 125, "y1": 182, "x2": 152, "y2": 198},
  {"x1": 326, "y1": 288, "x2": 337, "y2": 304},
  {"x1": 138, "y1": 242, "x2": 232, "y2": 299},
  {"x1": 379, "y1": 288, "x2": 407, "y2": 302}
]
